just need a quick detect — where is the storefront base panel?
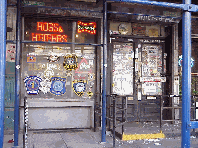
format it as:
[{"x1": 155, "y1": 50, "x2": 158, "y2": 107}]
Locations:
[{"x1": 20, "y1": 100, "x2": 94, "y2": 130}]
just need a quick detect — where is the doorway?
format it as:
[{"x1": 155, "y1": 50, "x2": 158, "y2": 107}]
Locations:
[{"x1": 110, "y1": 37, "x2": 166, "y2": 122}]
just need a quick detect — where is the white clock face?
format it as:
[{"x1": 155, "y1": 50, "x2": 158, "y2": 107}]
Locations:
[
  {"x1": 118, "y1": 24, "x2": 128, "y2": 35},
  {"x1": 76, "y1": 83, "x2": 85, "y2": 92}
]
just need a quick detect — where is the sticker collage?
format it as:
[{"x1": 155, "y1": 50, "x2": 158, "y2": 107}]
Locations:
[{"x1": 24, "y1": 48, "x2": 95, "y2": 98}]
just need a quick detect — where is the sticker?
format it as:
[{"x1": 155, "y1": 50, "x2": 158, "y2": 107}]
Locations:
[
  {"x1": 39, "y1": 78, "x2": 51, "y2": 94},
  {"x1": 88, "y1": 73, "x2": 95, "y2": 81},
  {"x1": 27, "y1": 54, "x2": 36, "y2": 63},
  {"x1": 24, "y1": 76, "x2": 42, "y2": 95},
  {"x1": 89, "y1": 60, "x2": 93, "y2": 66},
  {"x1": 66, "y1": 72, "x2": 72, "y2": 77},
  {"x1": 87, "y1": 91, "x2": 93, "y2": 97},
  {"x1": 44, "y1": 69, "x2": 54, "y2": 78},
  {"x1": 47, "y1": 54, "x2": 60, "y2": 62},
  {"x1": 63, "y1": 54, "x2": 78, "y2": 70},
  {"x1": 75, "y1": 58, "x2": 92, "y2": 73},
  {"x1": 72, "y1": 80, "x2": 87, "y2": 97},
  {"x1": 50, "y1": 77, "x2": 66, "y2": 96},
  {"x1": 6, "y1": 44, "x2": 16, "y2": 62}
]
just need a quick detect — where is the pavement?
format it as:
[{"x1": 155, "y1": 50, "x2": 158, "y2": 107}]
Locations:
[{"x1": 3, "y1": 122, "x2": 198, "y2": 148}]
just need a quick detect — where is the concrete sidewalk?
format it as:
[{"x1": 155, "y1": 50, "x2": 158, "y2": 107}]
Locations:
[{"x1": 3, "y1": 126, "x2": 198, "y2": 148}]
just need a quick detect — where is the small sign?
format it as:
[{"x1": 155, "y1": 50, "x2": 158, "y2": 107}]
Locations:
[{"x1": 27, "y1": 54, "x2": 36, "y2": 63}]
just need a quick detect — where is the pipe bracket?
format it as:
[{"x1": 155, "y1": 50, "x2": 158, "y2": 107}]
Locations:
[{"x1": 183, "y1": 4, "x2": 197, "y2": 12}]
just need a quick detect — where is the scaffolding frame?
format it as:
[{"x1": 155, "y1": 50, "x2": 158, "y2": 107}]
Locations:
[{"x1": 0, "y1": 0, "x2": 198, "y2": 147}]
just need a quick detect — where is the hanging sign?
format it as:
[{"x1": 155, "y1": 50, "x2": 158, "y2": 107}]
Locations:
[
  {"x1": 50, "y1": 77, "x2": 66, "y2": 96},
  {"x1": 72, "y1": 80, "x2": 87, "y2": 97},
  {"x1": 77, "y1": 21, "x2": 96, "y2": 35},
  {"x1": 24, "y1": 76, "x2": 42, "y2": 95},
  {"x1": 63, "y1": 54, "x2": 78, "y2": 70}
]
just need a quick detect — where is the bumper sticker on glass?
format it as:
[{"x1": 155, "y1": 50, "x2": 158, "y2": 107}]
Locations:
[
  {"x1": 24, "y1": 76, "x2": 42, "y2": 95},
  {"x1": 50, "y1": 77, "x2": 66, "y2": 96}
]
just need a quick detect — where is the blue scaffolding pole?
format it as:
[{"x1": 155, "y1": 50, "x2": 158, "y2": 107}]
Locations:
[
  {"x1": 0, "y1": 0, "x2": 7, "y2": 147},
  {"x1": 14, "y1": 0, "x2": 22, "y2": 146},
  {"x1": 102, "y1": 0, "x2": 198, "y2": 147},
  {"x1": 101, "y1": 0, "x2": 108, "y2": 143}
]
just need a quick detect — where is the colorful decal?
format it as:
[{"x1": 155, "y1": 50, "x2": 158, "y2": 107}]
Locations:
[
  {"x1": 63, "y1": 54, "x2": 78, "y2": 70},
  {"x1": 77, "y1": 21, "x2": 96, "y2": 35},
  {"x1": 40, "y1": 78, "x2": 51, "y2": 94},
  {"x1": 72, "y1": 80, "x2": 87, "y2": 97},
  {"x1": 75, "y1": 58, "x2": 92, "y2": 73},
  {"x1": 50, "y1": 77, "x2": 66, "y2": 96},
  {"x1": 27, "y1": 54, "x2": 36, "y2": 63},
  {"x1": 47, "y1": 54, "x2": 60, "y2": 62},
  {"x1": 24, "y1": 76, "x2": 42, "y2": 95}
]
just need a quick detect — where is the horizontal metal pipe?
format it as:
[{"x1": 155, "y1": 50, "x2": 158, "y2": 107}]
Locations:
[
  {"x1": 107, "y1": 0, "x2": 185, "y2": 9},
  {"x1": 116, "y1": 121, "x2": 127, "y2": 127},
  {"x1": 108, "y1": 11, "x2": 182, "y2": 19},
  {"x1": 162, "y1": 119, "x2": 181, "y2": 122},
  {"x1": 6, "y1": 40, "x2": 102, "y2": 46},
  {"x1": 23, "y1": 5, "x2": 102, "y2": 13},
  {"x1": 188, "y1": 121, "x2": 198, "y2": 129}
]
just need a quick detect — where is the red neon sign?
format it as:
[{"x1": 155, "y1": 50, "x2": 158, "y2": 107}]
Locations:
[
  {"x1": 32, "y1": 33, "x2": 67, "y2": 42},
  {"x1": 31, "y1": 22, "x2": 67, "y2": 42},
  {"x1": 77, "y1": 21, "x2": 96, "y2": 35},
  {"x1": 37, "y1": 22, "x2": 63, "y2": 33}
]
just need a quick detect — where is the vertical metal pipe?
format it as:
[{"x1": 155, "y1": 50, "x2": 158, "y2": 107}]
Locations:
[
  {"x1": 101, "y1": 0, "x2": 108, "y2": 143},
  {"x1": 113, "y1": 96, "x2": 115, "y2": 148},
  {"x1": 14, "y1": 0, "x2": 22, "y2": 146},
  {"x1": 23, "y1": 96, "x2": 28, "y2": 148},
  {"x1": 0, "y1": 0, "x2": 7, "y2": 147},
  {"x1": 160, "y1": 96, "x2": 162, "y2": 130},
  {"x1": 122, "y1": 97, "x2": 124, "y2": 135},
  {"x1": 182, "y1": 0, "x2": 191, "y2": 147}
]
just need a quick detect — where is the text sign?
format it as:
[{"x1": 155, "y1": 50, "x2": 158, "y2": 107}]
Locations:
[{"x1": 31, "y1": 22, "x2": 67, "y2": 42}]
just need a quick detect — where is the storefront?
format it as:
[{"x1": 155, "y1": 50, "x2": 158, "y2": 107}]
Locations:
[{"x1": 5, "y1": 0, "x2": 183, "y2": 131}]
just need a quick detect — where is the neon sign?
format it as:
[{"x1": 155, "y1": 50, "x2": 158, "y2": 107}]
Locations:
[
  {"x1": 77, "y1": 21, "x2": 96, "y2": 35},
  {"x1": 31, "y1": 22, "x2": 67, "y2": 42},
  {"x1": 37, "y1": 22, "x2": 63, "y2": 32}
]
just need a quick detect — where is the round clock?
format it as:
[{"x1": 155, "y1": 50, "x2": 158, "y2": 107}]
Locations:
[{"x1": 118, "y1": 24, "x2": 128, "y2": 35}]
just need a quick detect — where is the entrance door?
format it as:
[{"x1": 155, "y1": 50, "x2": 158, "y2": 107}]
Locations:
[{"x1": 111, "y1": 38, "x2": 165, "y2": 122}]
